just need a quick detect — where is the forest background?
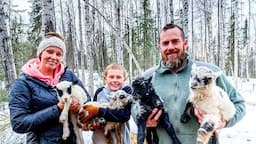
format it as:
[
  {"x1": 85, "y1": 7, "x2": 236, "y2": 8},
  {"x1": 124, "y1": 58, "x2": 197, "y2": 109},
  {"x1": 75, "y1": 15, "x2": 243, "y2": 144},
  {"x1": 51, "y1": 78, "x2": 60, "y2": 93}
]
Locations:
[{"x1": 0, "y1": 0, "x2": 256, "y2": 99}]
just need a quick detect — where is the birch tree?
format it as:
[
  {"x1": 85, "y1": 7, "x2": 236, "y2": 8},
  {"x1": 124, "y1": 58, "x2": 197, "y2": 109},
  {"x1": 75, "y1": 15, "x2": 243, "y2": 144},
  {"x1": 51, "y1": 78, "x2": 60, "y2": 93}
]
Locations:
[
  {"x1": 84, "y1": 0, "x2": 94, "y2": 96},
  {"x1": 78, "y1": 0, "x2": 86, "y2": 83},
  {"x1": 114, "y1": 0, "x2": 124, "y2": 65},
  {"x1": 40, "y1": 0, "x2": 56, "y2": 35},
  {"x1": 0, "y1": 1, "x2": 17, "y2": 89},
  {"x1": 217, "y1": 0, "x2": 225, "y2": 70},
  {"x1": 182, "y1": 0, "x2": 189, "y2": 38},
  {"x1": 168, "y1": 0, "x2": 174, "y2": 23}
]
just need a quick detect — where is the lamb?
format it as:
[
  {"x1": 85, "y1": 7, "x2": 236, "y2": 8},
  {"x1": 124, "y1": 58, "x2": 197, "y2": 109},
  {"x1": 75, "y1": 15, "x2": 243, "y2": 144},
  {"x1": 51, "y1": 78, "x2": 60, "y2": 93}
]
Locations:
[
  {"x1": 180, "y1": 64, "x2": 236, "y2": 144},
  {"x1": 84, "y1": 90, "x2": 133, "y2": 144},
  {"x1": 132, "y1": 76, "x2": 181, "y2": 144},
  {"x1": 54, "y1": 80, "x2": 87, "y2": 144}
]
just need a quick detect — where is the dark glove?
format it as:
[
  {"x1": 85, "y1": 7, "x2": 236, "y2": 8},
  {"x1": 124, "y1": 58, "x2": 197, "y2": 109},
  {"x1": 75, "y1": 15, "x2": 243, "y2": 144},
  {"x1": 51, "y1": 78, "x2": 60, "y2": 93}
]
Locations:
[
  {"x1": 79, "y1": 104, "x2": 99, "y2": 123},
  {"x1": 81, "y1": 117, "x2": 106, "y2": 131}
]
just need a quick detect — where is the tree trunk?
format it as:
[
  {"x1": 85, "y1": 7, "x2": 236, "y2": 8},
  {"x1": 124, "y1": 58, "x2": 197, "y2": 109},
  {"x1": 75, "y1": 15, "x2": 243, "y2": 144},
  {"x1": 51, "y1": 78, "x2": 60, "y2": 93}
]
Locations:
[
  {"x1": 115, "y1": 0, "x2": 124, "y2": 65},
  {"x1": 78, "y1": 0, "x2": 86, "y2": 84},
  {"x1": 84, "y1": 0, "x2": 94, "y2": 97},
  {"x1": 65, "y1": 2, "x2": 76, "y2": 71},
  {"x1": 182, "y1": 0, "x2": 189, "y2": 38},
  {"x1": 0, "y1": 2, "x2": 17, "y2": 89},
  {"x1": 40, "y1": 0, "x2": 56, "y2": 35}
]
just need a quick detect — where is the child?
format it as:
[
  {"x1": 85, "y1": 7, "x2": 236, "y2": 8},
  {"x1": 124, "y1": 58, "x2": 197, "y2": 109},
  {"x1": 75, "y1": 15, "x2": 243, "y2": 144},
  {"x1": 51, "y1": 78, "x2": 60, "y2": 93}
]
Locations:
[{"x1": 80, "y1": 64, "x2": 132, "y2": 144}]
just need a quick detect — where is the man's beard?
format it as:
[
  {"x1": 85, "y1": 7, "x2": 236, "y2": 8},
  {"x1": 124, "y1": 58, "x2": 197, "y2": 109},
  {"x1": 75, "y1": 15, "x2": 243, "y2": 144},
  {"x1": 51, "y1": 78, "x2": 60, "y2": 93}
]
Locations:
[{"x1": 163, "y1": 56, "x2": 183, "y2": 69}]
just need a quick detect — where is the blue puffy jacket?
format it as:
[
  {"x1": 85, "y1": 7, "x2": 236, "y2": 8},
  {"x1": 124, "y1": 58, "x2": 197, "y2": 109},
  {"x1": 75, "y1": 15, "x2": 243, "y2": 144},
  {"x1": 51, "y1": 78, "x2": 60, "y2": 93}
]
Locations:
[{"x1": 9, "y1": 68, "x2": 90, "y2": 144}]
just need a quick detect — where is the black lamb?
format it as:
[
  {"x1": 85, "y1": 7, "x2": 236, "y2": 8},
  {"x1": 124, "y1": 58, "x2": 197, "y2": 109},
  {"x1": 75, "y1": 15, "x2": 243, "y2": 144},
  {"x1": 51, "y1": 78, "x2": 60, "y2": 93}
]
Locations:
[{"x1": 132, "y1": 76, "x2": 181, "y2": 144}]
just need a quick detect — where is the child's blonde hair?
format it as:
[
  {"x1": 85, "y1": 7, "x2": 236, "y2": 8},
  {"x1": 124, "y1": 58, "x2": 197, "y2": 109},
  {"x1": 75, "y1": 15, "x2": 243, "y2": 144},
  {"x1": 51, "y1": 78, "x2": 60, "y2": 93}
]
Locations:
[{"x1": 104, "y1": 64, "x2": 126, "y2": 77}]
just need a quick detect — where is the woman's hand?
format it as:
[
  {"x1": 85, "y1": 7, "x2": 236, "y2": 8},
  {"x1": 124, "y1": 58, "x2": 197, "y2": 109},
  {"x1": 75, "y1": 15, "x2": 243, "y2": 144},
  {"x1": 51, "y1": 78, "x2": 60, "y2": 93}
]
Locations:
[{"x1": 57, "y1": 97, "x2": 81, "y2": 113}]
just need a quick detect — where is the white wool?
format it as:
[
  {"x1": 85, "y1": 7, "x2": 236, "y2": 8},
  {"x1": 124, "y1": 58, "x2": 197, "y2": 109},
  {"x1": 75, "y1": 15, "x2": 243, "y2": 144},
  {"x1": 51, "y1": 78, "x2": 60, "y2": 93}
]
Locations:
[
  {"x1": 55, "y1": 81, "x2": 87, "y2": 144},
  {"x1": 188, "y1": 65, "x2": 236, "y2": 144}
]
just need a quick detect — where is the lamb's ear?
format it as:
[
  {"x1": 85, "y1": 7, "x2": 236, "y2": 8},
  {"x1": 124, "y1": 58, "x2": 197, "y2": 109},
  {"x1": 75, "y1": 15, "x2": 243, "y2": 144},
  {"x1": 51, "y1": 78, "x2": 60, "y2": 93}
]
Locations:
[
  {"x1": 214, "y1": 71, "x2": 222, "y2": 79},
  {"x1": 72, "y1": 80, "x2": 79, "y2": 85}
]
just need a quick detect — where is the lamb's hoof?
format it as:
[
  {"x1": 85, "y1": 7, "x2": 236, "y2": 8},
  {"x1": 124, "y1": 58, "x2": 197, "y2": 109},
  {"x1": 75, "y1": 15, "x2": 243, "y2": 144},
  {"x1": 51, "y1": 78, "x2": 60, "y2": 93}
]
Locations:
[
  {"x1": 196, "y1": 141, "x2": 204, "y2": 144},
  {"x1": 62, "y1": 134, "x2": 68, "y2": 140},
  {"x1": 201, "y1": 121, "x2": 214, "y2": 132},
  {"x1": 62, "y1": 131, "x2": 70, "y2": 140},
  {"x1": 59, "y1": 116, "x2": 67, "y2": 123},
  {"x1": 198, "y1": 128, "x2": 208, "y2": 135},
  {"x1": 180, "y1": 113, "x2": 191, "y2": 123}
]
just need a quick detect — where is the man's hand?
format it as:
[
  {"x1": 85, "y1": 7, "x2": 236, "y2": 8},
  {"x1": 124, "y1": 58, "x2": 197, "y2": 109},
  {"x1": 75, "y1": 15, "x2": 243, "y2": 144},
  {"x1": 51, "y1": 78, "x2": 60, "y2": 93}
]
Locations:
[
  {"x1": 194, "y1": 108, "x2": 226, "y2": 130},
  {"x1": 194, "y1": 108, "x2": 204, "y2": 123},
  {"x1": 79, "y1": 104, "x2": 99, "y2": 123},
  {"x1": 146, "y1": 108, "x2": 163, "y2": 127},
  {"x1": 215, "y1": 119, "x2": 227, "y2": 130}
]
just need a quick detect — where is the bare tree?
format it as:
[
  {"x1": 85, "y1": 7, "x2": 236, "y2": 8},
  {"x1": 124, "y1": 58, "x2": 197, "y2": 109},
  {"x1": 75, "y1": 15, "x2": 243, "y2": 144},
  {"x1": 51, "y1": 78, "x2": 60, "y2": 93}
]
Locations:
[
  {"x1": 78, "y1": 0, "x2": 86, "y2": 83},
  {"x1": 84, "y1": 0, "x2": 94, "y2": 96},
  {"x1": 0, "y1": 1, "x2": 17, "y2": 89},
  {"x1": 182, "y1": 0, "x2": 189, "y2": 38},
  {"x1": 40, "y1": 0, "x2": 56, "y2": 35},
  {"x1": 114, "y1": 0, "x2": 124, "y2": 65}
]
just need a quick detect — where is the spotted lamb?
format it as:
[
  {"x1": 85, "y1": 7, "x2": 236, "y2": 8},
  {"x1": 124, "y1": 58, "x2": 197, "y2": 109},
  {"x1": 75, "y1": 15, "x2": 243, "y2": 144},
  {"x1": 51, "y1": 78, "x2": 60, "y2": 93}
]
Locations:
[
  {"x1": 180, "y1": 64, "x2": 236, "y2": 144},
  {"x1": 55, "y1": 80, "x2": 87, "y2": 144},
  {"x1": 84, "y1": 90, "x2": 133, "y2": 144}
]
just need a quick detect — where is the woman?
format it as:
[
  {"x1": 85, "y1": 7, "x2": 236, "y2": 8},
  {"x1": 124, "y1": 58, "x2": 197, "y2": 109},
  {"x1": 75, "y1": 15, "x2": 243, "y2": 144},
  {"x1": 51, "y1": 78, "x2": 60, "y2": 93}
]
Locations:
[{"x1": 9, "y1": 32, "x2": 90, "y2": 144}]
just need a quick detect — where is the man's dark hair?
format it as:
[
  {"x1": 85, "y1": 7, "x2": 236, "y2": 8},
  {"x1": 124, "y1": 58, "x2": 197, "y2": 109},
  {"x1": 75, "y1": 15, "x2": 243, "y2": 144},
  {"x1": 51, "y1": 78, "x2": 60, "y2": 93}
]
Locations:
[{"x1": 161, "y1": 23, "x2": 186, "y2": 39}]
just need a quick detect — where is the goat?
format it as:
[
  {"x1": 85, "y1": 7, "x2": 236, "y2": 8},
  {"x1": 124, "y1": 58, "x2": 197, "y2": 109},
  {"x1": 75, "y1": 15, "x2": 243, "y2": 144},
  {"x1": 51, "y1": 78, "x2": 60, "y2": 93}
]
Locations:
[
  {"x1": 55, "y1": 80, "x2": 87, "y2": 144},
  {"x1": 84, "y1": 90, "x2": 133, "y2": 144},
  {"x1": 132, "y1": 76, "x2": 181, "y2": 144},
  {"x1": 180, "y1": 64, "x2": 236, "y2": 144}
]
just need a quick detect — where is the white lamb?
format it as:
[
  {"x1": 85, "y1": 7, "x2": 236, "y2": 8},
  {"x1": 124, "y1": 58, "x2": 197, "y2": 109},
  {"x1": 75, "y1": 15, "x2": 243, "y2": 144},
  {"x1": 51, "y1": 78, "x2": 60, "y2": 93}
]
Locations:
[
  {"x1": 55, "y1": 80, "x2": 87, "y2": 144},
  {"x1": 181, "y1": 64, "x2": 236, "y2": 144},
  {"x1": 84, "y1": 90, "x2": 133, "y2": 144}
]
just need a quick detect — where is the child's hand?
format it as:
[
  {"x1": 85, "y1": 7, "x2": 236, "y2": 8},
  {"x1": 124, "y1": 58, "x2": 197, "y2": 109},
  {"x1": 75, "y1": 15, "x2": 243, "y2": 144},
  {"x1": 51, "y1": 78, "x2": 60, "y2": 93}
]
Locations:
[{"x1": 146, "y1": 108, "x2": 162, "y2": 127}]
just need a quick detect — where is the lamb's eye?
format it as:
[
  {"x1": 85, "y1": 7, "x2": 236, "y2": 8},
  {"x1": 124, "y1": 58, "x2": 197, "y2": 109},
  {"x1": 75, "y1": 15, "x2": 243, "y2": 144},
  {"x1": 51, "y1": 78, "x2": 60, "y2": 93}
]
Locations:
[
  {"x1": 194, "y1": 76, "x2": 201, "y2": 82},
  {"x1": 57, "y1": 89, "x2": 63, "y2": 96},
  {"x1": 119, "y1": 95, "x2": 125, "y2": 99},
  {"x1": 67, "y1": 86, "x2": 72, "y2": 94},
  {"x1": 203, "y1": 77, "x2": 211, "y2": 84}
]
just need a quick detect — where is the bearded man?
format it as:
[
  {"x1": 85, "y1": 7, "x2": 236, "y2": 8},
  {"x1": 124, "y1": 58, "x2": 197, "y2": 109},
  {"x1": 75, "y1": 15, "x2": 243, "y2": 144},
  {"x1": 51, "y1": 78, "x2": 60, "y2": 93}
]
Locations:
[{"x1": 133, "y1": 23, "x2": 245, "y2": 144}]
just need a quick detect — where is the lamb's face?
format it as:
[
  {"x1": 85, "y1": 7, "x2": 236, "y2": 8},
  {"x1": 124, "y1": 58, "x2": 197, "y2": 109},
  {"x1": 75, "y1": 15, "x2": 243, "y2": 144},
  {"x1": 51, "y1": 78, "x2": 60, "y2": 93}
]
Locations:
[
  {"x1": 55, "y1": 81, "x2": 73, "y2": 102},
  {"x1": 109, "y1": 90, "x2": 133, "y2": 107},
  {"x1": 132, "y1": 77, "x2": 163, "y2": 109},
  {"x1": 190, "y1": 66, "x2": 216, "y2": 91},
  {"x1": 132, "y1": 77, "x2": 152, "y2": 100}
]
